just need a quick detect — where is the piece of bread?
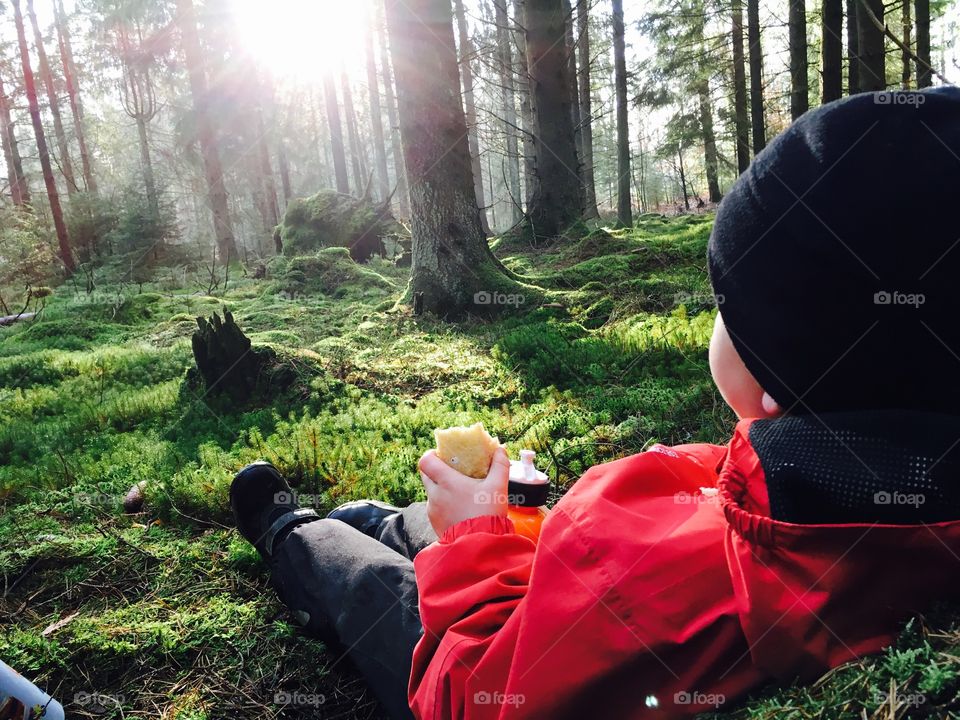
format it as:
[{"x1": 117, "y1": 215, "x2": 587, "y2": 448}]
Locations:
[{"x1": 434, "y1": 422, "x2": 500, "y2": 479}]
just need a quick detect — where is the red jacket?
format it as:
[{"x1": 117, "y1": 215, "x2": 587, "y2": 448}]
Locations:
[{"x1": 408, "y1": 418, "x2": 960, "y2": 718}]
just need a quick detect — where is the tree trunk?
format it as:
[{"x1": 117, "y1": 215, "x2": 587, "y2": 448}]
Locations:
[
  {"x1": 746, "y1": 0, "x2": 766, "y2": 153},
  {"x1": 575, "y1": 0, "x2": 598, "y2": 218},
  {"x1": 341, "y1": 70, "x2": 367, "y2": 193},
  {"x1": 175, "y1": 0, "x2": 237, "y2": 264},
  {"x1": 789, "y1": 0, "x2": 809, "y2": 119},
  {"x1": 822, "y1": 0, "x2": 843, "y2": 101},
  {"x1": 26, "y1": 0, "x2": 76, "y2": 196},
  {"x1": 731, "y1": 0, "x2": 750, "y2": 173},
  {"x1": 135, "y1": 115, "x2": 159, "y2": 217},
  {"x1": 278, "y1": 137, "x2": 292, "y2": 206},
  {"x1": 384, "y1": 0, "x2": 516, "y2": 318},
  {"x1": 525, "y1": 0, "x2": 582, "y2": 237},
  {"x1": 322, "y1": 72, "x2": 350, "y2": 194},
  {"x1": 0, "y1": 71, "x2": 30, "y2": 207},
  {"x1": 256, "y1": 101, "x2": 280, "y2": 227},
  {"x1": 494, "y1": 0, "x2": 522, "y2": 224},
  {"x1": 915, "y1": 0, "x2": 931, "y2": 87},
  {"x1": 856, "y1": 0, "x2": 886, "y2": 91},
  {"x1": 901, "y1": 0, "x2": 912, "y2": 88},
  {"x1": 677, "y1": 145, "x2": 690, "y2": 210},
  {"x1": 53, "y1": 0, "x2": 95, "y2": 195},
  {"x1": 11, "y1": 0, "x2": 73, "y2": 272},
  {"x1": 846, "y1": 0, "x2": 860, "y2": 93},
  {"x1": 513, "y1": 0, "x2": 538, "y2": 212},
  {"x1": 563, "y1": 0, "x2": 582, "y2": 204},
  {"x1": 612, "y1": 0, "x2": 632, "y2": 226},
  {"x1": 364, "y1": 14, "x2": 391, "y2": 203},
  {"x1": 378, "y1": 0, "x2": 410, "y2": 217},
  {"x1": 454, "y1": 0, "x2": 491, "y2": 234},
  {"x1": 698, "y1": 80, "x2": 722, "y2": 203}
]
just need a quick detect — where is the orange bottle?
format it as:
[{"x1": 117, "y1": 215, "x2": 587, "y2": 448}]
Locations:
[{"x1": 506, "y1": 450, "x2": 550, "y2": 542}]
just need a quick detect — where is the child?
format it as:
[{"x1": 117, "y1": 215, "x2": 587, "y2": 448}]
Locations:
[{"x1": 230, "y1": 87, "x2": 960, "y2": 719}]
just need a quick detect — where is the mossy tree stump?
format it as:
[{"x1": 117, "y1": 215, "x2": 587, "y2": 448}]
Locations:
[{"x1": 191, "y1": 311, "x2": 270, "y2": 400}]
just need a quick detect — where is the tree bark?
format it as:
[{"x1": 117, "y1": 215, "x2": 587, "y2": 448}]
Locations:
[
  {"x1": 53, "y1": 0, "x2": 95, "y2": 195},
  {"x1": 513, "y1": 0, "x2": 538, "y2": 212},
  {"x1": 322, "y1": 72, "x2": 350, "y2": 194},
  {"x1": 746, "y1": 0, "x2": 766, "y2": 153},
  {"x1": 731, "y1": 0, "x2": 750, "y2": 173},
  {"x1": 846, "y1": 0, "x2": 860, "y2": 93},
  {"x1": 454, "y1": 0, "x2": 491, "y2": 234},
  {"x1": 175, "y1": 0, "x2": 237, "y2": 264},
  {"x1": 525, "y1": 0, "x2": 582, "y2": 237},
  {"x1": 698, "y1": 80, "x2": 722, "y2": 203},
  {"x1": 856, "y1": 0, "x2": 886, "y2": 91},
  {"x1": 0, "y1": 71, "x2": 30, "y2": 207},
  {"x1": 901, "y1": 0, "x2": 912, "y2": 88},
  {"x1": 136, "y1": 115, "x2": 159, "y2": 217},
  {"x1": 255, "y1": 100, "x2": 280, "y2": 227},
  {"x1": 494, "y1": 0, "x2": 522, "y2": 224},
  {"x1": 26, "y1": 0, "x2": 76, "y2": 196},
  {"x1": 384, "y1": 0, "x2": 516, "y2": 317},
  {"x1": 915, "y1": 0, "x2": 931, "y2": 87},
  {"x1": 612, "y1": 0, "x2": 632, "y2": 225},
  {"x1": 378, "y1": 0, "x2": 410, "y2": 217},
  {"x1": 789, "y1": 0, "x2": 809, "y2": 119},
  {"x1": 562, "y1": 0, "x2": 582, "y2": 203},
  {"x1": 11, "y1": 0, "x2": 73, "y2": 272},
  {"x1": 341, "y1": 70, "x2": 367, "y2": 193},
  {"x1": 575, "y1": 0, "x2": 598, "y2": 218},
  {"x1": 822, "y1": 0, "x2": 843, "y2": 101},
  {"x1": 364, "y1": 14, "x2": 391, "y2": 203},
  {"x1": 278, "y1": 136, "x2": 292, "y2": 206}
]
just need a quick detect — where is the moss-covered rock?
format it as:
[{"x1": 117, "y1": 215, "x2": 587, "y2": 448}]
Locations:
[
  {"x1": 270, "y1": 247, "x2": 397, "y2": 299},
  {"x1": 277, "y1": 189, "x2": 402, "y2": 262}
]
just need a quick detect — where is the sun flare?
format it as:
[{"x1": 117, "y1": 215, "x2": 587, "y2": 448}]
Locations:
[{"x1": 231, "y1": 0, "x2": 369, "y2": 81}]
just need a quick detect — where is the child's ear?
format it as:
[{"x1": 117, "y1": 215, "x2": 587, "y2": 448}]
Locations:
[{"x1": 761, "y1": 392, "x2": 784, "y2": 418}]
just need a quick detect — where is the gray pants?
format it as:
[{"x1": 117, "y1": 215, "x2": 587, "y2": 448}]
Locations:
[{"x1": 270, "y1": 503, "x2": 437, "y2": 719}]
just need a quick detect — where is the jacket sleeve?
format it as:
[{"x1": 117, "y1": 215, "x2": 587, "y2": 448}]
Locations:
[{"x1": 408, "y1": 514, "x2": 534, "y2": 719}]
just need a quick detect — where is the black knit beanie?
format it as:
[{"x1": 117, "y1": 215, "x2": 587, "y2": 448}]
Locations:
[{"x1": 708, "y1": 87, "x2": 960, "y2": 414}]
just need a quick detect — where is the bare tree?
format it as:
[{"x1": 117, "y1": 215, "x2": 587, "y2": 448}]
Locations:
[
  {"x1": 364, "y1": 11, "x2": 391, "y2": 202},
  {"x1": 378, "y1": 0, "x2": 410, "y2": 217},
  {"x1": 731, "y1": 0, "x2": 750, "y2": 173},
  {"x1": 11, "y1": 0, "x2": 73, "y2": 271},
  {"x1": 915, "y1": 0, "x2": 931, "y2": 87},
  {"x1": 822, "y1": 0, "x2": 843, "y2": 101},
  {"x1": 747, "y1": 0, "x2": 766, "y2": 152},
  {"x1": 117, "y1": 21, "x2": 160, "y2": 216},
  {"x1": 494, "y1": 0, "x2": 522, "y2": 223},
  {"x1": 322, "y1": 73, "x2": 350, "y2": 194},
  {"x1": 576, "y1": 0, "x2": 598, "y2": 218},
  {"x1": 0, "y1": 69, "x2": 30, "y2": 207},
  {"x1": 175, "y1": 0, "x2": 237, "y2": 263},
  {"x1": 856, "y1": 0, "x2": 886, "y2": 91},
  {"x1": 846, "y1": 0, "x2": 860, "y2": 93},
  {"x1": 341, "y1": 69, "x2": 367, "y2": 192},
  {"x1": 613, "y1": 0, "x2": 632, "y2": 225},
  {"x1": 454, "y1": 0, "x2": 490, "y2": 234},
  {"x1": 513, "y1": 0, "x2": 538, "y2": 212},
  {"x1": 54, "y1": 0, "x2": 96, "y2": 194},
  {"x1": 789, "y1": 0, "x2": 809, "y2": 118},
  {"x1": 26, "y1": 0, "x2": 76, "y2": 195},
  {"x1": 384, "y1": 0, "x2": 518, "y2": 316}
]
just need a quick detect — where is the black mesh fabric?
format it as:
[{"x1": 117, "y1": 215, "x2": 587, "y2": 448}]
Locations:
[{"x1": 749, "y1": 411, "x2": 960, "y2": 524}]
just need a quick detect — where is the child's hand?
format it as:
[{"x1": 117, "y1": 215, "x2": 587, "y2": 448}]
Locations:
[{"x1": 418, "y1": 447, "x2": 510, "y2": 537}]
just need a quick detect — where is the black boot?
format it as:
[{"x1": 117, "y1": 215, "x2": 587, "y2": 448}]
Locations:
[
  {"x1": 327, "y1": 499, "x2": 401, "y2": 539},
  {"x1": 230, "y1": 461, "x2": 320, "y2": 560}
]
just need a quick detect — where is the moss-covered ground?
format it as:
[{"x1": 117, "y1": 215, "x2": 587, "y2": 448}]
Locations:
[{"x1": 2, "y1": 214, "x2": 957, "y2": 718}]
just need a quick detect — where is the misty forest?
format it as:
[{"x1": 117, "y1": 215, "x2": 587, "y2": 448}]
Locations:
[{"x1": 1, "y1": 0, "x2": 959, "y2": 716}]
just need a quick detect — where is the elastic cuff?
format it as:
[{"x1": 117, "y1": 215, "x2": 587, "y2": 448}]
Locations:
[{"x1": 439, "y1": 514, "x2": 515, "y2": 544}]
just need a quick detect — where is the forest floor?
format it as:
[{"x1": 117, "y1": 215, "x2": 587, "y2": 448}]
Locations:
[{"x1": 2, "y1": 214, "x2": 958, "y2": 719}]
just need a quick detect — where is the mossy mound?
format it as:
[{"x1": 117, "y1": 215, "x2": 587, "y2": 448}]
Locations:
[
  {"x1": 277, "y1": 189, "x2": 401, "y2": 262},
  {"x1": 270, "y1": 247, "x2": 397, "y2": 299}
]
